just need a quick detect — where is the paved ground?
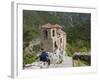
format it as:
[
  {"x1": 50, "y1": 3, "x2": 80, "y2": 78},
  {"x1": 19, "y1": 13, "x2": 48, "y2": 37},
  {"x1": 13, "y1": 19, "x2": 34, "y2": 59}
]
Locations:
[{"x1": 24, "y1": 54, "x2": 72, "y2": 70}]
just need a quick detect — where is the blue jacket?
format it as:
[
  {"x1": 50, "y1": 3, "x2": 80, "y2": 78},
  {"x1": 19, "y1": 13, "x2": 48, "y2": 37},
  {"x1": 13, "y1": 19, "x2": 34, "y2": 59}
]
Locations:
[{"x1": 40, "y1": 52, "x2": 49, "y2": 61}]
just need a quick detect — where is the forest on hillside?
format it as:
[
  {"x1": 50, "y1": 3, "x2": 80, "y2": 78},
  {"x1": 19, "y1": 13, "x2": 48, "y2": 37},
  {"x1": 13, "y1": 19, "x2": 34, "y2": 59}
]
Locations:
[{"x1": 23, "y1": 10, "x2": 91, "y2": 65}]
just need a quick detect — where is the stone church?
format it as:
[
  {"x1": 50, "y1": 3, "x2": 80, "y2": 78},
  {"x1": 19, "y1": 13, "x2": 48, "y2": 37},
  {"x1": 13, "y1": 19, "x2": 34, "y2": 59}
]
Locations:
[{"x1": 40, "y1": 23, "x2": 66, "y2": 53}]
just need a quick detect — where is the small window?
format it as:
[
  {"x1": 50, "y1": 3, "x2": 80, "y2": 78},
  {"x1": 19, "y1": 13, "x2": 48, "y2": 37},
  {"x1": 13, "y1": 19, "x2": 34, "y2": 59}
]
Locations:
[
  {"x1": 54, "y1": 41, "x2": 57, "y2": 49},
  {"x1": 52, "y1": 30, "x2": 55, "y2": 37},
  {"x1": 43, "y1": 30, "x2": 48, "y2": 39}
]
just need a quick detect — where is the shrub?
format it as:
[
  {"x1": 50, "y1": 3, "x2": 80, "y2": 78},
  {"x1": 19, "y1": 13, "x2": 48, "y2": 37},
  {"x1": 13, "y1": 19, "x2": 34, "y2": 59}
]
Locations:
[
  {"x1": 66, "y1": 43, "x2": 76, "y2": 57},
  {"x1": 23, "y1": 52, "x2": 38, "y2": 66}
]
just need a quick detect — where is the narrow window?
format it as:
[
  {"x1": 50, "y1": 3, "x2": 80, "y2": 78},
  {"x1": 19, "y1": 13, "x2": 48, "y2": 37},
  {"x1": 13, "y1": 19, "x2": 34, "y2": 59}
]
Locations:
[
  {"x1": 52, "y1": 30, "x2": 55, "y2": 37},
  {"x1": 54, "y1": 41, "x2": 57, "y2": 49},
  {"x1": 43, "y1": 30, "x2": 48, "y2": 39}
]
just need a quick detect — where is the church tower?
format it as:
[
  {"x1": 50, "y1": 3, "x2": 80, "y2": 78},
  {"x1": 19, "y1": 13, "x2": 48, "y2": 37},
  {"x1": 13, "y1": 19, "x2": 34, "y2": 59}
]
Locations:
[{"x1": 40, "y1": 23, "x2": 66, "y2": 53}]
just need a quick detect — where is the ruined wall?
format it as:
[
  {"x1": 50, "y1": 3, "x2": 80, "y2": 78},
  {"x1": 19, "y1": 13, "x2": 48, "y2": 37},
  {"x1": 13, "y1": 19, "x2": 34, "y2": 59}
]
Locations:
[{"x1": 41, "y1": 25, "x2": 67, "y2": 53}]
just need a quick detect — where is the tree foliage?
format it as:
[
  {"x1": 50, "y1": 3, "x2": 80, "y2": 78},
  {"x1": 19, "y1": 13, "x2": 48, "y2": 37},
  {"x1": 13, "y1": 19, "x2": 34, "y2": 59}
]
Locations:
[{"x1": 23, "y1": 10, "x2": 91, "y2": 57}]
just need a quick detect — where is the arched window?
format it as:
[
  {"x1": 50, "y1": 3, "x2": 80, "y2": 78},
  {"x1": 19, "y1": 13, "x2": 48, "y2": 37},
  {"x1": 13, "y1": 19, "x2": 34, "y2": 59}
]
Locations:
[
  {"x1": 52, "y1": 30, "x2": 55, "y2": 37},
  {"x1": 43, "y1": 30, "x2": 48, "y2": 39}
]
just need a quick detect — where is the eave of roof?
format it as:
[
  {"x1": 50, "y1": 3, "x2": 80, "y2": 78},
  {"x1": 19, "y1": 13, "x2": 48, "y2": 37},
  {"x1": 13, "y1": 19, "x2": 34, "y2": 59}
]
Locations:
[{"x1": 41, "y1": 23, "x2": 63, "y2": 29}]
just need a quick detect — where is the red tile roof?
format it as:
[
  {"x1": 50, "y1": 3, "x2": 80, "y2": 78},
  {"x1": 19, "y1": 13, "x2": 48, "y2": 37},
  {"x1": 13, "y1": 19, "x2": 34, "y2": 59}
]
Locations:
[{"x1": 41, "y1": 23, "x2": 62, "y2": 29}]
